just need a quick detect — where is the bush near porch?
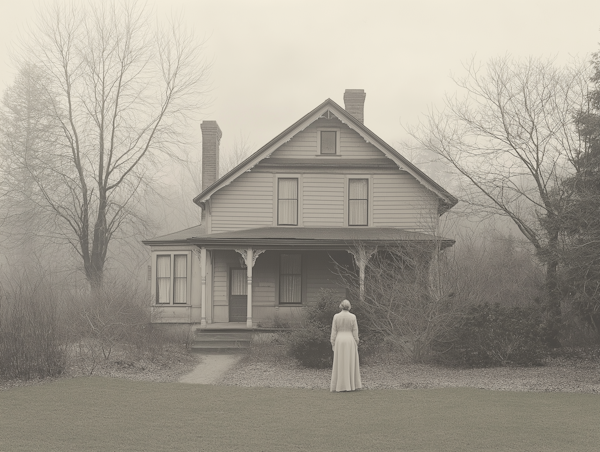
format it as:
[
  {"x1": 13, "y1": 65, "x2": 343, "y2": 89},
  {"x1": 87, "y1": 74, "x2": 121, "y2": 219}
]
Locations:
[{"x1": 286, "y1": 289, "x2": 381, "y2": 368}]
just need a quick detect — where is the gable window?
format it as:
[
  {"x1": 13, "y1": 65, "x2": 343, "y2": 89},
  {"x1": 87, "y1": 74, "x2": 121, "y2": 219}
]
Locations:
[
  {"x1": 320, "y1": 130, "x2": 337, "y2": 154},
  {"x1": 156, "y1": 253, "x2": 189, "y2": 304},
  {"x1": 278, "y1": 178, "x2": 298, "y2": 225},
  {"x1": 349, "y1": 178, "x2": 369, "y2": 226},
  {"x1": 279, "y1": 254, "x2": 302, "y2": 304}
]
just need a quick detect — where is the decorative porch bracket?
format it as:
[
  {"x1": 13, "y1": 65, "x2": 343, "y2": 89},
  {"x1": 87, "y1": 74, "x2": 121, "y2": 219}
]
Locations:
[
  {"x1": 193, "y1": 247, "x2": 208, "y2": 328},
  {"x1": 347, "y1": 246, "x2": 377, "y2": 301},
  {"x1": 235, "y1": 248, "x2": 266, "y2": 328}
]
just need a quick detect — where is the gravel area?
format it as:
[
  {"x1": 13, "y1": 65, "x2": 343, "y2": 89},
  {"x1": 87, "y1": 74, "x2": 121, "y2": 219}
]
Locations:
[
  {"x1": 3, "y1": 342, "x2": 600, "y2": 393},
  {"x1": 217, "y1": 345, "x2": 600, "y2": 393}
]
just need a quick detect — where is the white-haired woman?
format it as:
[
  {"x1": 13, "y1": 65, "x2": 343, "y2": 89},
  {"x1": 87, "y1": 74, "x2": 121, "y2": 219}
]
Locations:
[{"x1": 330, "y1": 299, "x2": 362, "y2": 392}]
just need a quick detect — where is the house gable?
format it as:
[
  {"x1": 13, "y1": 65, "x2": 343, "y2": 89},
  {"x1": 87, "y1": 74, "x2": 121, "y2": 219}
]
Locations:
[
  {"x1": 269, "y1": 115, "x2": 386, "y2": 160},
  {"x1": 193, "y1": 99, "x2": 457, "y2": 212}
]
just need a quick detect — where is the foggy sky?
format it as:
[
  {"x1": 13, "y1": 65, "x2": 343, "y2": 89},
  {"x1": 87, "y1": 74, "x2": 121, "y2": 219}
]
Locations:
[{"x1": 1, "y1": 0, "x2": 599, "y2": 160}]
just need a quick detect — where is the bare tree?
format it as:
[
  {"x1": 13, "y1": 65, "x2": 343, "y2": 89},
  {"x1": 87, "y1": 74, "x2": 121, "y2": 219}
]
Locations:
[
  {"x1": 1, "y1": 1, "x2": 208, "y2": 289},
  {"x1": 220, "y1": 132, "x2": 254, "y2": 175},
  {"x1": 410, "y1": 56, "x2": 591, "y2": 345},
  {"x1": 336, "y1": 241, "x2": 464, "y2": 363},
  {"x1": 0, "y1": 63, "x2": 58, "y2": 267}
]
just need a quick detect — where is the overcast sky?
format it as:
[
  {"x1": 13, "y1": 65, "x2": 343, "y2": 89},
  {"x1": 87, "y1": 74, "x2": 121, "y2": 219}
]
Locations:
[{"x1": 1, "y1": 0, "x2": 600, "y2": 161}]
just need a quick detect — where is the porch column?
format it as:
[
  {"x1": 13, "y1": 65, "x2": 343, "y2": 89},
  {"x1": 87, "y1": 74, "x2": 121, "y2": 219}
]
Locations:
[
  {"x1": 348, "y1": 246, "x2": 377, "y2": 300},
  {"x1": 200, "y1": 247, "x2": 207, "y2": 328},
  {"x1": 235, "y1": 248, "x2": 266, "y2": 328}
]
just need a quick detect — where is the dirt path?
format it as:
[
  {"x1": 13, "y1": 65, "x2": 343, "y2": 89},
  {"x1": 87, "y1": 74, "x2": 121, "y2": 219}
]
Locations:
[{"x1": 178, "y1": 354, "x2": 245, "y2": 384}]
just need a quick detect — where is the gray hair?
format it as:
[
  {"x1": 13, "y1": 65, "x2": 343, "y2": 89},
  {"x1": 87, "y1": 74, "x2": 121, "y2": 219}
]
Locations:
[{"x1": 339, "y1": 299, "x2": 351, "y2": 311}]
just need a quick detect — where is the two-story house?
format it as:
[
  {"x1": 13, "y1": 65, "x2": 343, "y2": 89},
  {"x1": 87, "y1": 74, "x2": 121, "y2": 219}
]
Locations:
[{"x1": 143, "y1": 90, "x2": 457, "y2": 329}]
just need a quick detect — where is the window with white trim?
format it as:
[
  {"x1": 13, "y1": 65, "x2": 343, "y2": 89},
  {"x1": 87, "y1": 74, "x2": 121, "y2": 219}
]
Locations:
[
  {"x1": 320, "y1": 130, "x2": 337, "y2": 154},
  {"x1": 348, "y1": 178, "x2": 369, "y2": 226},
  {"x1": 156, "y1": 253, "x2": 189, "y2": 304},
  {"x1": 317, "y1": 128, "x2": 340, "y2": 155},
  {"x1": 278, "y1": 178, "x2": 298, "y2": 225},
  {"x1": 279, "y1": 254, "x2": 302, "y2": 304}
]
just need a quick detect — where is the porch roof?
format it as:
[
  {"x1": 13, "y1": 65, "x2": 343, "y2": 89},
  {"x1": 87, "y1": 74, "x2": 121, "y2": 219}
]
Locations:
[{"x1": 143, "y1": 226, "x2": 454, "y2": 249}]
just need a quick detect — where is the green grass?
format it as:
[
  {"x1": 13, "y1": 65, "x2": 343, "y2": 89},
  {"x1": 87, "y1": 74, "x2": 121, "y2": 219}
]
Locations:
[{"x1": 1, "y1": 377, "x2": 598, "y2": 452}]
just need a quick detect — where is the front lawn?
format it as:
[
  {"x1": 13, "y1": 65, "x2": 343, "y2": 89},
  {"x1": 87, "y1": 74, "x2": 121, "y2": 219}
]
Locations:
[{"x1": 1, "y1": 377, "x2": 598, "y2": 451}]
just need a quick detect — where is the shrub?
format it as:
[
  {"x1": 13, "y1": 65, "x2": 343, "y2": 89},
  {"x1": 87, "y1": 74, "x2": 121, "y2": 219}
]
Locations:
[
  {"x1": 0, "y1": 274, "x2": 67, "y2": 380},
  {"x1": 286, "y1": 289, "x2": 380, "y2": 368},
  {"x1": 438, "y1": 302, "x2": 548, "y2": 367},
  {"x1": 287, "y1": 323, "x2": 332, "y2": 368},
  {"x1": 67, "y1": 279, "x2": 168, "y2": 372},
  {"x1": 286, "y1": 290, "x2": 339, "y2": 368}
]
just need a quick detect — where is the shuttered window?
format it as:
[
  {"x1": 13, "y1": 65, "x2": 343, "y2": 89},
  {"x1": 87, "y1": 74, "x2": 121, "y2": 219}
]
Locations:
[
  {"x1": 349, "y1": 179, "x2": 368, "y2": 226},
  {"x1": 279, "y1": 254, "x2": 302, "y2": 304},
  {"x1": 278, "y1": 178, "x2": 298, "y2": 225}
]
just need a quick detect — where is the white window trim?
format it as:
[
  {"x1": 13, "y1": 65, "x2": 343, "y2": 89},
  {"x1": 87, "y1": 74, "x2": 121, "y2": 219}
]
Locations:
[
  {"x1": 273, "y1": 174, "x2": 303, "y2": 226},
  {"x1": 345, "y1": 175, "x2": 372, "y2": 227},
  {"x1": 316, "y1": 128, "x2": 342, "y2": 156},
  {"x1": 151, "y1": 250, "x2": 192, "y2": 305}
]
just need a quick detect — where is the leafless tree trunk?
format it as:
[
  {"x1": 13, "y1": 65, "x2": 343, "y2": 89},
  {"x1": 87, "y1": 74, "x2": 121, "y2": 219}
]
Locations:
[
  {"x1": 409, "y1": 56, "x2": 591, "y2": 345},
  {"x1": 1, "y1": 1, "x2": 208, "y2": 290}
]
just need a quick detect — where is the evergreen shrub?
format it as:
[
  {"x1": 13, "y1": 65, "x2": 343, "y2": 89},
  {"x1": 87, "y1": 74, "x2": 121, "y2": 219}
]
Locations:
[
  {"x1": 286, "y1": 290, "x2": 340, "y2": 368},
  {"x1": 286, "y1": 289, "x2": 379, "y2": 368},
  {"x1": 439, "y1": 302, "x2": 548, "y2": 367}
]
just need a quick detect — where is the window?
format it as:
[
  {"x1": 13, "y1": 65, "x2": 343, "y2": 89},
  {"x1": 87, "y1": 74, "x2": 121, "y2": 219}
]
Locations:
[
  {"x1": 320, "y1": 130, "x2": 337, "y2": 154},
  {"x1": 173, "y1": 255, "x2": 187, "y2": 304},
  {"x1": 278, "y1": 178, "x2": 298, "y2": 225},
  {"x1": 349, "y1": 178, "x2": 368, "y2": 226},
  {"x1": 156, "y1": 255, "x2": 171, "y2": 304},
  {"x1": 279, "y1": 254, "x2": 302, "y2": 304},
  {"x1": 156, "y1": 253, "x2": 189, "y2": 304}
]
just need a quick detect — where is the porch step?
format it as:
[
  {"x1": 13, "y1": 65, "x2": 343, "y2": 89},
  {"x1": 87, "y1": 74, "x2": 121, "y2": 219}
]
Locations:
[{"x1": 190, "y1": 330, "x2": 252, "y2": 354}]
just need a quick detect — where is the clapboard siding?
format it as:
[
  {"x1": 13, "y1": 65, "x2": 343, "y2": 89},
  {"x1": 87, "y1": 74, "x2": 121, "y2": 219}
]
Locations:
[
  {"x1": 210, "y1": 250, "x2": 349, "y2": 324},
  {"x1": 270, "y1": 119, "x2": 383, "y2": 159},
  {"x1": 212, "y1": 250, "x2": 278, "y2": 323},
  {"x1": 252, "y1": 252, "x2": 277, "y2": 306},
  {"x1": 305, "y1": 251, "x2": 349, "y2": 305},
  {"x1": 211, "y1": 172, "x2": 273, "y2": 232},
  {"x1": 302, "y1": 174, "x2": 345, "y2": 227},
  {"x1": 372, "y1": 173, "x2": 438, "y2": 230},
  {"x1": 212, "y1": 251, "x2": 237, "y2": 322}
]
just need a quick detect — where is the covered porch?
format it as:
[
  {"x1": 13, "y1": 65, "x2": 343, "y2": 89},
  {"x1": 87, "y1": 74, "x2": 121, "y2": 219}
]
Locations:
[{"x1": 189, "y1": 227, "x2": 453, "y2": 329}]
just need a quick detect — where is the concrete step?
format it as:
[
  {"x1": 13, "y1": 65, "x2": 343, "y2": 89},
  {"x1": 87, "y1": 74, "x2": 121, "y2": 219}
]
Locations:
[
  {"x1": 193, "y1": 332, "x2": 252, "y2": 341},
  {"x1": 191, "y1": 330, "x2": 252, "y2": 354}
]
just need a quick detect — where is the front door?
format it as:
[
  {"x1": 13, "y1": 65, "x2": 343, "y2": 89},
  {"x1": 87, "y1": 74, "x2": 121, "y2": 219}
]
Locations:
[{"x1": 229, "y1": 268, "x2": 247, "y2": 322}]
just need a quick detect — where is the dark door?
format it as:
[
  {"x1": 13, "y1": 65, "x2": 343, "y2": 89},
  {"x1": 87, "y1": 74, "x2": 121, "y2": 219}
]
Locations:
[{"x1": 229, "y1": 268, "x2": 247, "y2": 322}]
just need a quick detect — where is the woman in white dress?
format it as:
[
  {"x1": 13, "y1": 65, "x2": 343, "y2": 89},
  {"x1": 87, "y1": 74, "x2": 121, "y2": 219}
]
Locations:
[{"x1": 330, "y1": 299, "x2": 362, "y2": 392}]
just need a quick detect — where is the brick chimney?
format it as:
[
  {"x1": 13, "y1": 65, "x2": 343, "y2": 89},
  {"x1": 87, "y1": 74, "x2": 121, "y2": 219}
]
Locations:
[
  {"x1": 343, "y1": 89, "x2": 366, "y2": 123},
  {"x1": 201, "y1": 120, "x2": 222, "y2": 191}
]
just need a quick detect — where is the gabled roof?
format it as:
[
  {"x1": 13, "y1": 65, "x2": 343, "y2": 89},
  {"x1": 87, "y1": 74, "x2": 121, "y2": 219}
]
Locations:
[{"x1": 193, "y1": 98, "x2": 458, "y2": 213}]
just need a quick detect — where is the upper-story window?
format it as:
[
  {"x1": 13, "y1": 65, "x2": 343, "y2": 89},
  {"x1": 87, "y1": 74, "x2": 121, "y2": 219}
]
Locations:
[
  {"x1": 278, "y1": 178, "x2": 298, "y2": 225},
  {"x1": 348, "y1": 178, "x2": 368, "y2": 226},
  {"x1": 320, "y1": 130, "x2": 337, "y2": 154}
]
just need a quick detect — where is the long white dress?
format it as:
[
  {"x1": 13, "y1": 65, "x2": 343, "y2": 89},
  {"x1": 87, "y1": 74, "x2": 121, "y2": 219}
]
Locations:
[{"x1": 330, "y1": 310, "x2": 362, "y2": 392}]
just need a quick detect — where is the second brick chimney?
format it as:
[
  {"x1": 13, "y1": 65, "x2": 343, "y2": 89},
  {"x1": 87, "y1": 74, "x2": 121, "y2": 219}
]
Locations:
[
  {"x1": 201, "y1": 120, "x2": 222, "y2": 191},
  {"x1": 343, "y1": 89, "x2": 366, "y2": 123}
]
